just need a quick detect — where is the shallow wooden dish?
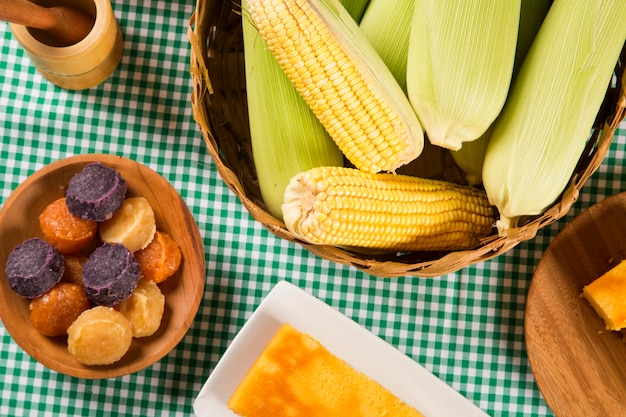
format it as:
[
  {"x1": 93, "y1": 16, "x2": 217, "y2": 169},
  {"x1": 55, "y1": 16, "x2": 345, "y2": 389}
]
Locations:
[
  {"x1": 0, "y1": 154, "x2": 206, "y2": 379},
  {"x1": 525, "y1": 192, "x2": 626, "y2": 416}
]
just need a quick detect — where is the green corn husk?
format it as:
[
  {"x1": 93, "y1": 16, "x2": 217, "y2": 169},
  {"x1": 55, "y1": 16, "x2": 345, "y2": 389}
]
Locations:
[
  {"x1": 451, "y1": 134, "x2": 491, "y2": 186},
  {"x1": 359, "y1": 0, "x2": 416, "y2": 92},
  {"x1": 242, "y1": 7, "x2": 344, "y2": 221},
  {"x1": 339, "y1": 0, "x2": 370, "y2": 22},
  {"x1": 451, "y1": 0, "x2": 552, "y2": 186},
  {"x1": 514, "y1": 0, "x2": 553, "y2": 80},
  {"x1": 407, "y1": 0, "x2": 520, "y2": 151},
  {"x1": 482, "y1": 0, "x2": 626, "y2": 232}
]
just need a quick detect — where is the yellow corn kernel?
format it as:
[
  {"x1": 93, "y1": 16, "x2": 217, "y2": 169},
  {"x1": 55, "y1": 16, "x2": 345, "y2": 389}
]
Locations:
[
  {"x1": 245, "y1": 0, "x2": 424, "y2": 173},
  {"x1": 282, "y1": 167, "x2": 495, "y2": 251}
]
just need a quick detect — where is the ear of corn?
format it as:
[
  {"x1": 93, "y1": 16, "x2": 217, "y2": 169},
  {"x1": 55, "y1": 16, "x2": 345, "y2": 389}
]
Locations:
[
  {"x1": 245, "y1": 0, "x2": 424, "y2": 174},
  {"x1": 242, "y1": 6, "x2": 344, "y2": 220},
  {"x1": 513, "y1": 0, "x2": 553, "y2": 80},
  {"x1": 451, "y1": 0, "x2": 552, "y2": 186},
  {"x1": 483, "y1": 0, "x2": 626, "y2": 231},
  {"x1": 282, "y1": 166, "x2": 495, "y2": 251},
  {"x1": 407, "y1": 1, "x2": 520, "y2": 151},
  {"x1": 359, "y1": 0, "x2": 416, "y2": 93},
  {"x1": 338, "y1": 0, "x2": 370, "y2": 22},
  {"x1": 450, "y1": 134, "x2": 491, "y2": 186}
]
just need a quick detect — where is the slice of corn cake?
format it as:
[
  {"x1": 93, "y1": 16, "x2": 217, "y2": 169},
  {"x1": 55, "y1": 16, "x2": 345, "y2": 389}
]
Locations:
[
  {"x1": 228, "y1": 323, "x2": 424, "y2": 417},
  {"x1": 583, "y1": 259, "x2": 626, "y2": 331}
]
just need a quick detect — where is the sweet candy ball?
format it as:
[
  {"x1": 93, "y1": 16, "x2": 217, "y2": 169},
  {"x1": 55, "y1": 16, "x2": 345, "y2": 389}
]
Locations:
[
  {"x1": 29, "y1": 282, "x2": 91, "y2": 336},
  {"x1": 61, "y1": 253, "x2": 88, "y2": 286},
  {"x1": 114, "y1": 278, "x2": 165, "y2": 338},
  {"x1": 39, "y1": 198, "x2": 97, "y2": 254},
  {"x1": 99, "y1": 197, "x2": 156, "y2": 252},
  {"x1": 5, "y1": 238, "x2": 64, "y2": 298},
  {"x1": 82, "y1": 243, "x2": 141, "y2": 306},
  {"x1": 134, "y1": 230, "x2": 181, "y2": 284},
  {"x1": 67, "y1": 306, "x2": 133, "y2": 365},
  {"x1": 66, "y1": 163, "x2": 127, "y2": 221}
]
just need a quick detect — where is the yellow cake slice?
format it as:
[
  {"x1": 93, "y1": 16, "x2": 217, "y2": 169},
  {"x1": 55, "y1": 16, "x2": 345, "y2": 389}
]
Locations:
[
  {"x1": 582, "y1": 259, "x2": 626, "y2": 331},
  {"x1": 228, "y1": 323, "x2": 424, "y2": 417}
]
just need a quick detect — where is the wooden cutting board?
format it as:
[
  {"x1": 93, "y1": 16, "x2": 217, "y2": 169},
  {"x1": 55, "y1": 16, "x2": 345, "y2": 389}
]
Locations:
[{"x1": 525, "y1": 192, "x2": 626, "y2": 416}]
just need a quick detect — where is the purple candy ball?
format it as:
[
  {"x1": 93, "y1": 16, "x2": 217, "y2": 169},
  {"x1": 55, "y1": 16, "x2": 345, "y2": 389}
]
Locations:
[
  {"x1": 66, "y1": 162, "x2": 127, "y2": 221},
  {"x1": 82, "y1": 243, "x2": 141, "y2": 306},
  {"x1": 5, "y1": 238, "x2": 64, "y2": 299}
]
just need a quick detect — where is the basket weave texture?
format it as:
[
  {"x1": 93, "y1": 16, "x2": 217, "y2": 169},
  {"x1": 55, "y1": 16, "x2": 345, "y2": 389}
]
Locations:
[{"x1": 188, "y1": 0, "x2": 626, "y2": 277}]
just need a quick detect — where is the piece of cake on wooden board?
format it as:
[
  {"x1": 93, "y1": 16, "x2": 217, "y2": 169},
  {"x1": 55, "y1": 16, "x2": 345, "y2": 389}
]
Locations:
[{"x1": 582, "y1": 259, "x2": 626, "y2": 334}]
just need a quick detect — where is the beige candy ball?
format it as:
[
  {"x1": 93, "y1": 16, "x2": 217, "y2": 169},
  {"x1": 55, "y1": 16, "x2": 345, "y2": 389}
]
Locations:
[
  {"x1": 114, "y1": 278, "x2": 165, "y2": 338},
  {"x1": 99, "y1": 197, "x2": 156, "y2": 252},
  {"x1": 67, "y1": 306, "x2": 133, "y2": 365}
]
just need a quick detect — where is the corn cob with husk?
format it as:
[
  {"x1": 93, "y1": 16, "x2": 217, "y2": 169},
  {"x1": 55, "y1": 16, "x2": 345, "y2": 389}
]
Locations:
[
  {"x1": 407, "y1": 0, "x2": 520, "y2": 151},
  {"x1": 244, "y1": 0, "x2": 424, "y2": 174},
  {"x1": 483, "y1": 0, "x2": 626, "y2": 232},
  {"x1": 282, "y1": 167, "x2": 495, "y2": 251},
  {"x1": 512, "y1": 0, "x2": 553, "y2": 80},
  {"x1": 359, "y1": 0, "x2": 415, "y2": 93},
  {"x1": 451, "y1": 0, "x2": 552, "y2": 186},
  {"x1": 242, "y1": 4, "x2": 344, "y2": 220},
  {"x1": 450, "y1": 136, "x2": 491, "y2": 186}
]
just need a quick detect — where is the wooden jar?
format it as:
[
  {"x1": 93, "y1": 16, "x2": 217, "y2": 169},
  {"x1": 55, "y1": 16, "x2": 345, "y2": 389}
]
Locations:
[{"x1": 10, "y1": 0, "x2": 123, "y2": 90}]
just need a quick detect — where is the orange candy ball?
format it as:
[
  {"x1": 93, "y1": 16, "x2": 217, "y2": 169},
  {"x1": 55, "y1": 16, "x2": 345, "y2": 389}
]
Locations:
[
  {"x1": 134, "y1": 230, "x2": 181, "y2": 284},
  {"x1": 29, "y1": 282, "x2": 91, "y2": 337},
  {"x1": 39, "y1": 198, "x2": 97, "y2": 254},
  {"x1": 61, "y1": 253, "x2": 88, "y2": 286}
]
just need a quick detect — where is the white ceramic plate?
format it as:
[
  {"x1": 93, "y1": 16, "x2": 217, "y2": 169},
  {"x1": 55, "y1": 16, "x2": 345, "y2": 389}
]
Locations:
[{"x1": 194, "y1": 281, "x2": 489, "y2": 417}]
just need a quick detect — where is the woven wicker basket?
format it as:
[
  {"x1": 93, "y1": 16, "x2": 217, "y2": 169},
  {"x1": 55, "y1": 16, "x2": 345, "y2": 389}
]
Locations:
[{"x1": 188, "y1": 0, "x2": 626, "y2": 278}]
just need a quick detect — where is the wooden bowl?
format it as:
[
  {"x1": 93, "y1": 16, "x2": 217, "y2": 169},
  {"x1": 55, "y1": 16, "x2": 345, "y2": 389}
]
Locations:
[
  {"x1": 0, "y1": 154, "x2": 206, "y2": 379},
  {"x1": 525, "y1": 191, "x2": 626, "y2": 416}
]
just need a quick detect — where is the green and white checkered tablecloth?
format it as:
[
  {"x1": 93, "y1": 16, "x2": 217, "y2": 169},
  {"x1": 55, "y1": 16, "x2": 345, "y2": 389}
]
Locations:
[{"x1": 1, "y1": 2, "x2": 624, "y2": 416}]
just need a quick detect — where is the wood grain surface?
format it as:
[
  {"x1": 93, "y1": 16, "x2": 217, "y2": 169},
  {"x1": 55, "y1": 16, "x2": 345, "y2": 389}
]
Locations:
[
  {"x1": 525, "y1": 192, "x2": 626, "y2": 416},
  {"x1": 0, "y1": 154, "x2": 206, "y2": 379}
]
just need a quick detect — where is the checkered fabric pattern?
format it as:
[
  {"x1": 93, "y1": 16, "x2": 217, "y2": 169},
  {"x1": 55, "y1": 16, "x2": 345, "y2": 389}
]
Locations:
[{"x1": 1, "y1": 2, "x2": 625, "y2": 416}]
